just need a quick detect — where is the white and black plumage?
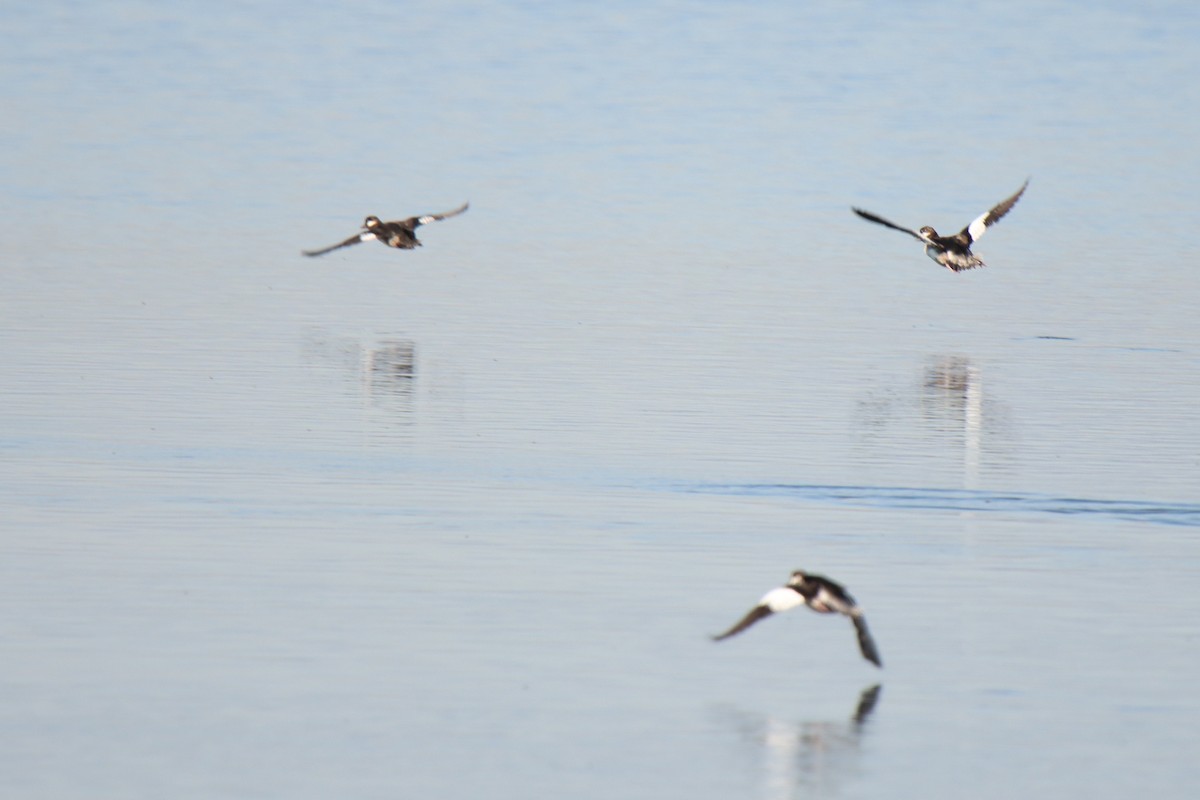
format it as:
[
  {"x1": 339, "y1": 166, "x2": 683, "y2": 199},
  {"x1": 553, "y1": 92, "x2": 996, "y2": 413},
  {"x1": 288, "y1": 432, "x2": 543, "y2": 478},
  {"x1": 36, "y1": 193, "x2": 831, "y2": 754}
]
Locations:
[
  {"x1": 713, "y1": 570, "x2": 882, "y2": 667},
  {"x1": 852, "y1": 180, "x2": 1028, "y2": 272},
  {"x1": 302, "y1": 202, "x2": 469, "y2": 257}
]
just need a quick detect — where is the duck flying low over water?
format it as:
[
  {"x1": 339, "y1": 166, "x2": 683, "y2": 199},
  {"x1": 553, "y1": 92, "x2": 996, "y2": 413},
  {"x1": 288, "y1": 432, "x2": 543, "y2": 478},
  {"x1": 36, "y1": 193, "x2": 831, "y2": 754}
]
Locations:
[
  {"x1": 302, "y1": 202, "x2": 469, "y2": 257},
  {"x1": 852, "y1": 180, "x2": 1028, "y2": 272},
  {"x1": 713, "y1": 569, "x2": 882, "y2": 667}
]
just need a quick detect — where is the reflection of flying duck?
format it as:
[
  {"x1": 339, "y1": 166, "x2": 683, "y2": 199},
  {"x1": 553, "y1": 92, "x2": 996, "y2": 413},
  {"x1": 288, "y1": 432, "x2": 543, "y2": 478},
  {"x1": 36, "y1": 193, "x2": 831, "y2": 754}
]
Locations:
[
  {"x1": 718, "y1": 682, "x2": 883, "y2": 800},
  {"x1": 713, "y1": 570, "x2": 882, "y2": 667},
  {"x1": 852, "y1": 180, "x2": 1027, "y2": 272},
  {"x1": 302, "y1": 202, "x2": 469, "y2": 256},
  {"x1": 851, "y1": 683, "x2": 882, "y2": 726}
]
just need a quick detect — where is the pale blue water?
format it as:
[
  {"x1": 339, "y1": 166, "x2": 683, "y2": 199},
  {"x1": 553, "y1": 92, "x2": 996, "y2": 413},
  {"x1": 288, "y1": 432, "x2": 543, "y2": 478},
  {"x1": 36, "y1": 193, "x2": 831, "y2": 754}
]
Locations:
[{"x1": 3, "y1": 1, "x2": 1200, "y2": 798}]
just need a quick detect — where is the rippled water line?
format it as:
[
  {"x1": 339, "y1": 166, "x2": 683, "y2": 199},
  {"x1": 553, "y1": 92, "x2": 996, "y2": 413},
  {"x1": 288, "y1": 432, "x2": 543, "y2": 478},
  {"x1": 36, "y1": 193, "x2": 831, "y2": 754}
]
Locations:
[{"x1": 678, "y1": 483, "x2": 1200, "y2": 528}]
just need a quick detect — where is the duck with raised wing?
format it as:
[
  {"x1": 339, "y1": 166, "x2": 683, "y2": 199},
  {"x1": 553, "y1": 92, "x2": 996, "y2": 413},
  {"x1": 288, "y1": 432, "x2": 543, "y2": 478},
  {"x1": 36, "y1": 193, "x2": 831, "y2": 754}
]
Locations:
[
  {"x1": 302, "y1": 202, "x2": 469, "y2": 257},
  {"x1": 853, "y1": 180, "x2": 1027, "y2": 272},
  {"x1": 713, "y1": 569, "x2": 882, "y2": 667}
]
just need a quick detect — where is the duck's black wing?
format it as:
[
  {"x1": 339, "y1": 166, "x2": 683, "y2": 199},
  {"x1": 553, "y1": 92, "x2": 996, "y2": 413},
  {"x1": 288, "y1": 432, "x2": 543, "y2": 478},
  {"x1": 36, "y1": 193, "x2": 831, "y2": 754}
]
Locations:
[
  {"x1": 851, "y1": 613, "x2": 883, "y2": 667},
  {"x1": 852, "y1": 207, "x2": 925, "y2": 242},
  {"x1": 411, "y1": 201, "x2": 470, "y2": 228},
  {"x1": 712, "y1": 604, "x2": 773, "y2": 642},
  {"x1": 962, "y1": 179, "x2": 1029, "y2": 243},
  {"x1": 803, "y1": 573, "x2": 859, "y2": 614},
  {"x1": 302, "y1": 231, "x2": 375, "y2": 257},
  {"x1": 852, "y1": 684, "x2": 883, "y2": 725}
]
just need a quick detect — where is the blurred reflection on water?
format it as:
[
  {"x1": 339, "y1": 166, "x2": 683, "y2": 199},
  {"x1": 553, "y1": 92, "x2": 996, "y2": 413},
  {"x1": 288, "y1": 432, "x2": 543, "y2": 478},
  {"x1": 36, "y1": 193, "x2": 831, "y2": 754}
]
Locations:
[
  {"x1": 717, "y1": 685, "x2": 881, "y2": 800},
  {"x1": 921, "y1": 355, "x2": 986, "y2": 488},
  {"x1": 856, "y1": 354, "x2": 1010, "y2": 489},
  {"x1": 301, "y1": 330, "x2": 416, "y2": 413}
]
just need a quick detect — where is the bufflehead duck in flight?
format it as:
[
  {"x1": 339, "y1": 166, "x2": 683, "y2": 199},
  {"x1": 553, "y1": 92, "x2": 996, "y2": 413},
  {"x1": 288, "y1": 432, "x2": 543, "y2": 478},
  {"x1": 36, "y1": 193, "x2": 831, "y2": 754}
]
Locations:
[
  {"x1": 302, "y1": 202, "x2": 469, "y2": 257},
  {"x1": 713, "y1": 569, "x2": 882, "y2": 667},
  {"x1": 852, "y1": 180, "x2": 1028, "y2": 272}
]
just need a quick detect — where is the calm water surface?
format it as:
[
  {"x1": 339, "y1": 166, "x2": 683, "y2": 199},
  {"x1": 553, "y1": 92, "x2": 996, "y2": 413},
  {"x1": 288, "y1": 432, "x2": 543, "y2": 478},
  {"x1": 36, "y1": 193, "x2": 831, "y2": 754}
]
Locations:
[{"x1": 3, "y1": 2, "x2": 1199, "y2": 798}]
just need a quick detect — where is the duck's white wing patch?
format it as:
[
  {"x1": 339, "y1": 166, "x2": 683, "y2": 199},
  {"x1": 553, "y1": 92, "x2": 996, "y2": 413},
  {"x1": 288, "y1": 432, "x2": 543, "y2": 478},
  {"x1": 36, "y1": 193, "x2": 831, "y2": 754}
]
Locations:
[
  {"x1": 966, "y1": 209, "x2": 992, "y2": 243},
  {"x1": 761, "y1": 586, "x2": 806, "y2": 613}
]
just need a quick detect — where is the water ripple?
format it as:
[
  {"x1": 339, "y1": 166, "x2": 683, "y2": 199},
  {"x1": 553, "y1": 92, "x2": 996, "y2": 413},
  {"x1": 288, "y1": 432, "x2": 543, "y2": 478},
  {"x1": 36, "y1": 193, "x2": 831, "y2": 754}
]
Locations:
[{"x1": 680, "y1": 483, "x2": 1200, "y2": 528}]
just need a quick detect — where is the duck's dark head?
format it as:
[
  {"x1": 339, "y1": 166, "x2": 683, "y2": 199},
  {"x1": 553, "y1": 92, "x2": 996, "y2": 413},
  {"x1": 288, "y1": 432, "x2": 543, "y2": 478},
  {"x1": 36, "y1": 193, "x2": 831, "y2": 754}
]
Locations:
[
  {"x1": 918, "y1": 225, "x2": 938, "y2": 240},
  {"x1": 786, "y1": 570, "x2": 809, "y2": 587},
  {"x1": 364, "y1": 216, "x2": 383, "y2": 229}
]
